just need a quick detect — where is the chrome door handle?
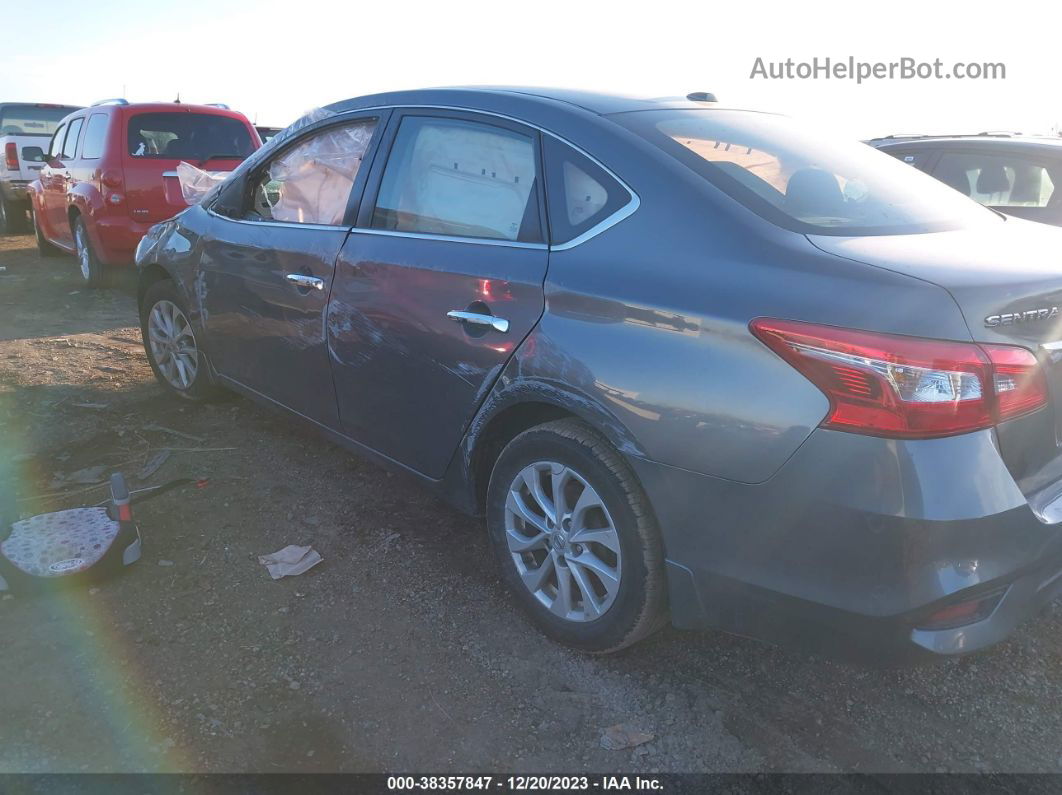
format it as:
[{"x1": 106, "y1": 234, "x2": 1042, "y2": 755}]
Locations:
[
  {"x1": 285, "y1": 273, "x2": 324, "y2": 290},
  {"x1": 447, "y1": 310, "x2": 509, "y2": 333}
]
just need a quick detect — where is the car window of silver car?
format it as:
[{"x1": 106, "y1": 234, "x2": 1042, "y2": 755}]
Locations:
[{"x1": 246, "y1": 119, "x2": 377, "y2": 226}]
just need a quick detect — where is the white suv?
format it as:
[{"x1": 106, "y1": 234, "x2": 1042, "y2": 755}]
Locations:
[{"x1": 0, "y1": 102, "x2": 81, "y2": 233}]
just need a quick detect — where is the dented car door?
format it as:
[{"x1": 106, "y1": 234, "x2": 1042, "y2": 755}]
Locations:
[{"x1": 195, "y1": 114, "x2": 385, "y2": 427}]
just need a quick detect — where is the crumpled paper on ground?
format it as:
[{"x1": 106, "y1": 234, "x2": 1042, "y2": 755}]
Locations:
[
  {"x1": 258, "y1": 544, "x2": 322, "y2": 579},
  {"x1": 600, "y1": 723, "x2": 655, "y2": 751}
]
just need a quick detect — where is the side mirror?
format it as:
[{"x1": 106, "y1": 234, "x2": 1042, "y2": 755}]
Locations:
[{"x1": 21, "y1": 146, "x2": 46, "y2": 163}]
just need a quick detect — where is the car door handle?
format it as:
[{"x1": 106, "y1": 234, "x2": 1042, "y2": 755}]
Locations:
[
  {"x1": 446, "y1": 310, "x2": 509, "y2": 333},
  {"x1": 285, "y1": 273, "x2": 324, "y2": 290}
]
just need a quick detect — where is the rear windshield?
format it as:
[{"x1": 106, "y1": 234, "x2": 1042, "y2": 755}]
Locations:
[
  {"x1": 0, "y1": 105, "x2": 80, "y2": 137},
  {"x1": 128, "y1": 112, "x2": 254, "y2": 160},
  {"x1": 613, "y1": 109, "x2": 1002, "y2": 236}
]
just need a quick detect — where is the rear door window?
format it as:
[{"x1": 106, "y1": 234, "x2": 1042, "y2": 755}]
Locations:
[
  {"x1": 371, "y1": 115, "x2": 542, "y2": 242},
  {"x1": 932, "y1": 151, "x2": 1057, "y2": 207},
  {"x1": 127, "y1": 112, "x2": 254, "y2": 160},
  {"x1": 542, "y1": 136, "x2": 632, "y2": 245},
  {"x1": 61, "y1": 118, "x2": 83, "y2": 159}
]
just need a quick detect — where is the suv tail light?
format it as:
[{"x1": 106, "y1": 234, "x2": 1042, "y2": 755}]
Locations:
[
  {"x1": 750, "y1": 318, "x2": 1047, "y2": 439},
  {"x1": 4, "y1": 143, "x2": 17, "y2": 170}
]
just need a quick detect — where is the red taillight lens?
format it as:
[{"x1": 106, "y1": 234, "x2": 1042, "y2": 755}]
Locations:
[
  {"x1": 750, "y1": 318, "x2": 1047, "y2": 439},
  {"x1": 4, "y1": 142, "x2": 17, "y2": 170}
]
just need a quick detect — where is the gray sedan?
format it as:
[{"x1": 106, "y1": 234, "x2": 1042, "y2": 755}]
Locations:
[{"x1": 135, "y1": 87, "x2": 1062, "y2": 662}]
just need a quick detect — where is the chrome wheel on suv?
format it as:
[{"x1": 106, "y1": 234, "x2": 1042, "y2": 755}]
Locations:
[
  {"x1": 505, "y1": 461, "x2": 622, "y2": 621},
  {"x1": 147, "y1": 300, "x2": 199, "y2": 390}
]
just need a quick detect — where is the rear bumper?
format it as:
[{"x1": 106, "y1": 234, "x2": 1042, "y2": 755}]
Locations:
[
  {"x1": 633, "y1": 428, "x2": 1062, "y2": 663},
  {"x1": 91, "y1": 216, "x2": 153, "y2": 267}
]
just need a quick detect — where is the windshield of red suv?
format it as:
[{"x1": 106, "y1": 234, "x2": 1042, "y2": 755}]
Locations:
[
  {"x1": 613, "y1": 108, "x2": 1003, "y2": 236},
  {"x1": 0, "y1": 104, "x2": 79, "y2": 136},
  {"x1": 127, "y1": 112, "x2": 254, "y2": 161}
]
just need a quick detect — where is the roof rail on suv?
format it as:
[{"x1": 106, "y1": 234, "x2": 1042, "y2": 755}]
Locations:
[{"x1": 91, "y1": 98, "x2": 130, "y2": 107}]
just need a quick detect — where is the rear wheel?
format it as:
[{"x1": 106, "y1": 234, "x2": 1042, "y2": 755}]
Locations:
[
  {"x1": 140, "y1": 279, "x2": 222, "y2": 401},
  {"x1": 31, "y1": 207, "x2": 61, "y2": 257},
  {"x1": 73, "y1": 216, "x2": 108, "y2": 287},
  {"x1": 486, "y1": 419, "x2": 668, "y2": 653}
]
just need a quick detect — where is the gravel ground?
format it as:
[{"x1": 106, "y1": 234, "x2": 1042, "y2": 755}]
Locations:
[{"x1": 1, "y1": 234, "x2": 1060, "y2": 774}]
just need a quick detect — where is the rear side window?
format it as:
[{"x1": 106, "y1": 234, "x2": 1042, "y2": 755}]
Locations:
[
  {"x1": 48, "y1": 124, "x2": 66, "y2": 158},
  {"x1": 372, "y1": 116, "x2": 541, "y2": 242},
  {"x1": 127, "y1": 112, "x2": 254, "y2": 160},
  {"x1": 80, "y1": 114, "x2": 109, "y2": 160},
  {"x1": 61, "y1": 118, "x2": 83, "y2": 159},
  {"x1": 543, "y1": 136, "x2": 632, "y2": 245},
  {"x1": 932, "y1": 151, "x2": 1058, "y2": 208}
]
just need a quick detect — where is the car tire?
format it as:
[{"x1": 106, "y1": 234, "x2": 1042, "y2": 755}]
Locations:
[
  {"x1": 486, "y1": 418, "x2": 668, "y2": 653},
  {"x1": 72, "y1": 216, "x2": 108, "y2": 287},
  {"x1": 0, "y1": 198, "x2": 26, "y2": 235},
  {"x1": 140, "y1": 279, "x2": 223, "y2": 401},
  {"x1": 31, "y1": 207, "x2": 61, "y2": 257}
]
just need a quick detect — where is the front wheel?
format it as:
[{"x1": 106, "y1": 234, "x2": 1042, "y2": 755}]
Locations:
[
  {"x1": 140, "y1": 280, "x2": 222, "y2": 401},
  {"x1": 73, "y1": 216, "x2": 107, "y2": 287},
  {"x1": 486, "y1": 419, "x2": 668, "y2": 653}
]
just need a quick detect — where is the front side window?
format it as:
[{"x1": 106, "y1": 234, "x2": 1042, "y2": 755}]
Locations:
[
  {"x1": 61, "y1": 118, "x2": 83, "y2": 159},
  {"x1": 614, "y1": 109, "x2": 1000, "y2": 236},
  {"x1": 372, "y1": 116, "x2": 541, "y2": 242},
  {"x1": 127, "y1": 112, "x2": 254, "y2": 160},
  {"x1": 247, "y1": 119, "x2": 377, "y2": 226},
  {"x1": 48, "y1": 124, "x2": 66, "y2": 158},
  {"x1": 543, "y1": 136, "x2": 631, "y2": 245},
  {"x1": 932, "y1": 151, "x2": 1058, "y2": 208},
  {"x1": 80, "y1": 114, "x2": 109, "y2": 160}
]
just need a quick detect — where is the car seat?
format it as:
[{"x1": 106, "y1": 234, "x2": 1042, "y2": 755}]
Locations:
[{"x1": 784, "y1": 167, "x2": 846, "y2": 218}]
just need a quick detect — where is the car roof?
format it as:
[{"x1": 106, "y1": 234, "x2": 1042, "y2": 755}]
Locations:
[
  {"x1": 870, "y1": 134, "x2": 1062, "y2": 152},
  {"x1": 325, "y1": 86, "x2": 724, "y2": 117}
]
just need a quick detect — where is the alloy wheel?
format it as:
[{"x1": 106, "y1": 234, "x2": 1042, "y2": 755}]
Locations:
[
  {"x1": 147, "y1": 300, "x2": 199, "y2": 390},
  {"x1": 504, "y1": 461, "x2": 622, "y2": 621},
  {"x1": 75, "y1": 223, "x2": 91, "y2": 282}
]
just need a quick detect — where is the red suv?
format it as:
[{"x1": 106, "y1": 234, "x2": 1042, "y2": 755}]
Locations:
[{"x1": 29, "y1": 100, "x2": 260, "y2": 286}]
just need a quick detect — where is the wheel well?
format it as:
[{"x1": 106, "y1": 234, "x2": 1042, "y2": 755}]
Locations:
[
  {"x1": 471, "y1": 401, "x2": 576, "y2": 510},
  {"x1": 137, "y1": 264, "x2": 171, "y2": 306}
]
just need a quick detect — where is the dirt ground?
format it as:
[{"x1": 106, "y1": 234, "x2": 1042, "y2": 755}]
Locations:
[{"x1": 1, "y1": 233, "x2": 1060, "y2": 775}]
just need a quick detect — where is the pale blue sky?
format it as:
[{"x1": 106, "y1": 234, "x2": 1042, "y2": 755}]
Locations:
[{"x1": 2, "y1": 0, "x2": 1057, "y2": 138}]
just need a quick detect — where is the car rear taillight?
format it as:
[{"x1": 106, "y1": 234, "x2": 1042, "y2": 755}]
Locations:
[
  {"x1": 917, "y1": 589, "x2": 1006, "y2": 630},
  {"x1": 750, "y1": 318, "x2": 1047, "y2": 439},
  {"x1": 4, "y1": 142, "x2": 17, "y2": 170}
]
